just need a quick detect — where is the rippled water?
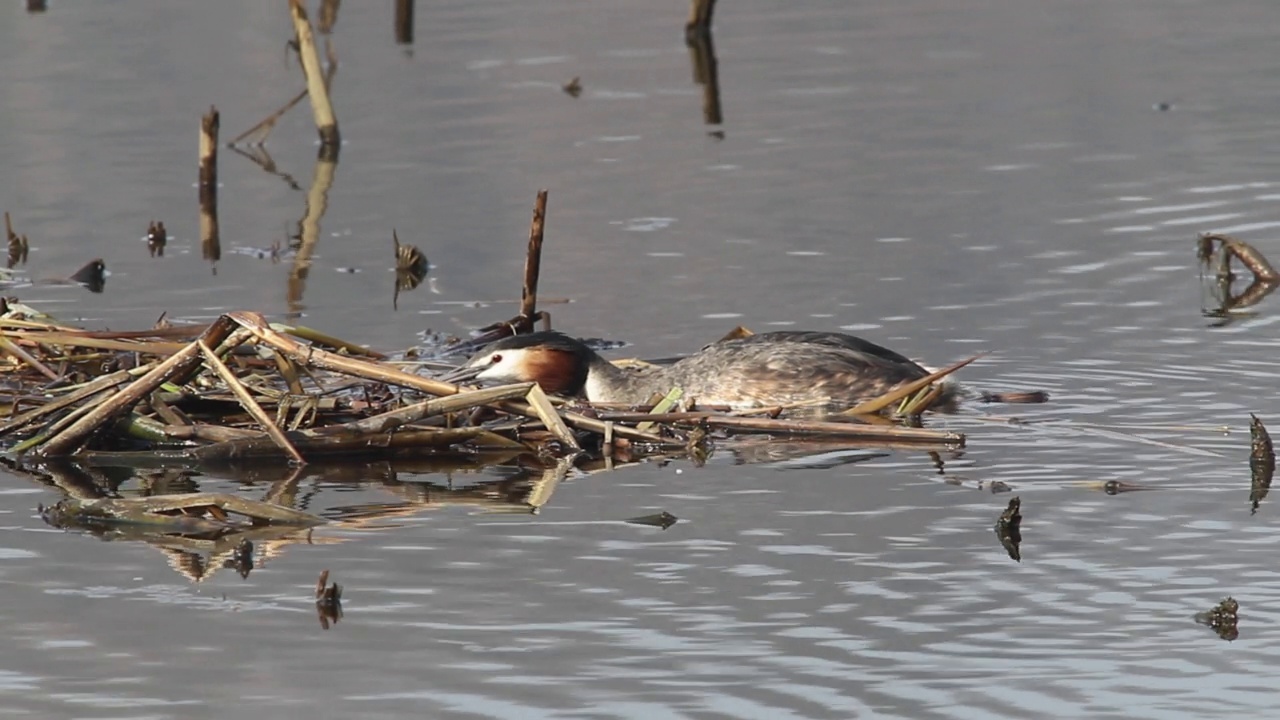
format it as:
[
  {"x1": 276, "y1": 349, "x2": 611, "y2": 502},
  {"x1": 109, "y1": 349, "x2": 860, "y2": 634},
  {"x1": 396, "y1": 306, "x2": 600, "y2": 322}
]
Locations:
[{"x1": 3, "y1": 0, "x2": 1280, "y2": 718}]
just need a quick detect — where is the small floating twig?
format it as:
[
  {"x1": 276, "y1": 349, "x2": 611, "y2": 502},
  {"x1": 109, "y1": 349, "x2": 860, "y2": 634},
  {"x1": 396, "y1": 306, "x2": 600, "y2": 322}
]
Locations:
[
  {"x1": 1250, "y1": 413, "x2": 1274, "y2": 514},
  {"x1": 994, "y1": 496, "x2": 1022, "y2": 562},
  {"x1": 1194, "y1": 596, "x2": 1239, "y2": 641}
]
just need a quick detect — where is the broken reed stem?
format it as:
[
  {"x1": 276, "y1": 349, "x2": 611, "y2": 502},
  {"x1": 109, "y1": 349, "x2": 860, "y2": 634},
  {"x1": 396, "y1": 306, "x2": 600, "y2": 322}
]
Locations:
[
  {"x1": 686, "y1": 0, "x2": 716, "y2": 37},
  {"x1": 200, "y1": 106, "x2": 221, "y2": 263},
  {"x1": 288, "y1": 0, "x2": 340, "y2": 148},
  {"x1": 520, "y1": 190, "x2": 548, "y2": 324},
  {"x1": 394, "y1": 0, "x2": 414, "y2": 44},
  {"x1": 198, "y1": 340, "x2": 306, "y2": 465},
  {"x1": 199, "y1": 107, "x2": 219, "y2": 198}
]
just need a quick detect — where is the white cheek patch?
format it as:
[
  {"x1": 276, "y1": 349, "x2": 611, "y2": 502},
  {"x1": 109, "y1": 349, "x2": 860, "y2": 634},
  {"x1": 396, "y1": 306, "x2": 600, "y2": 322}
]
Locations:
[{"x1": 473, "y1": 348, "x2": 529, "y2": 382}]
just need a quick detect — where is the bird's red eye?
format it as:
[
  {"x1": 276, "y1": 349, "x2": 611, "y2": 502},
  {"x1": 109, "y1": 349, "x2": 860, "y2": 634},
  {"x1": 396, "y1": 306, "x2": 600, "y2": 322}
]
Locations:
[{"x1": 489, "y1": 354, "x2": 503, "y2": 364}]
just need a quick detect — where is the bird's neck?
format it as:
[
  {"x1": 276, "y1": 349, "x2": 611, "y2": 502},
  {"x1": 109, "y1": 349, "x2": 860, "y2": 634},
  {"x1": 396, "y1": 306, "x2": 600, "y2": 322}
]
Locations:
[{"x1": 581, "y1": 355, "x2": 669, "y2": 404}]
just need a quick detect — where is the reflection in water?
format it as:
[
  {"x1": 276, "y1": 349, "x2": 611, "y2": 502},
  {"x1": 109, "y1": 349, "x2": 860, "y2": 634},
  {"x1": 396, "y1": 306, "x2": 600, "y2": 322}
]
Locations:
[{"x1": 685, "y1": 12, "x2": 723, "y2": 132}]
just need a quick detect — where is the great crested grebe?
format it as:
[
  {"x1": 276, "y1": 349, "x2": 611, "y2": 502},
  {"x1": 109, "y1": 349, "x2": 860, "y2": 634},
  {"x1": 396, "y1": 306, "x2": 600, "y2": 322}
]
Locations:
[{"x1": 442, "y1": 330, "x2": 958, "y2": 411}]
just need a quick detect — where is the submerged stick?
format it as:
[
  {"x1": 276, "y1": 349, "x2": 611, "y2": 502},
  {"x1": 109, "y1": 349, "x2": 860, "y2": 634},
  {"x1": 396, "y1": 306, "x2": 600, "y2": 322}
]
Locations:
[{"x1": 288, "y1": 0, "x2": 340, "y2": 149}]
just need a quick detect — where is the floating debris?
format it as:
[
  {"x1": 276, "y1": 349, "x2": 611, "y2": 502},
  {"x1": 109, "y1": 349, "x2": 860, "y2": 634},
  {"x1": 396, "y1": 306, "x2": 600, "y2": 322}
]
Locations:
[
  {"x1": 626, "y1": 511, "x2": 679, "y2": 529},
  {"x1": 1199, "y1": 233, "x2": 1279, "y2": 323},
  {"x1": 1199, "y1": 233, "x2": 1278, "y2": 281},
  {"x1": 315, "y1": 569, "x2": 343, "y2": 629},
  {"x1": 562, "y1": 76, "x2": 582, "y2": 98},
  {"x1": 67, "y1": 259, "x2": 106, "y2": 293},
  {"x1": 393, "y1": 229, "x2": 428, "y2": 276},
  {"x1": 1250, "y1": 414, "x2": 1274, "y2": 514},
  {"x1": 223, "y1": 538, "x2": 254, "y2": 578},
  {"x1": 993, "y1": 496, "x2": 1022, "y2": 561},
  {"x1": 147, "y1": 220, "x2": 168, "y2": 257},
  {"x1": 393, "y1": 229, "x2": 429, "y2": 309},
  {"x1": 1194, "y1": 596, "x2": 1239, "y2": 641},
  {"x1": 4, "y1": 212, "x2": 28, "y2": 269}
]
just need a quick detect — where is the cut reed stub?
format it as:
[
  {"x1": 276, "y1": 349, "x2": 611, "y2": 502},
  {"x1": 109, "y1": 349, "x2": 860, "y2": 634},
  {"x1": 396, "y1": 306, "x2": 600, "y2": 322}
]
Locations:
[
  {"x1": 147, "y1": 220, "x2": 168, "y2": 257},
  {"x1": 315, "y1": 569, "x2": 343, "y2": 629}
]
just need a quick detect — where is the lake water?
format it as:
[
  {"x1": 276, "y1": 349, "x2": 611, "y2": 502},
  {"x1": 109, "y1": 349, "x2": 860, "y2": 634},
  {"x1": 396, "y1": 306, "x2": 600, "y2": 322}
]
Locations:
[{"x1": 2, "y1": 0, "x2": 1280, "y2": 718}]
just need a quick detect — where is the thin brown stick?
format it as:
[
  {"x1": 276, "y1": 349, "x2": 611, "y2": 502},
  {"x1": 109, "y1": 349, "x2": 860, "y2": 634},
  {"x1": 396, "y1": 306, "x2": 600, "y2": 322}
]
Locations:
[
  {"x1": 520, "y1": 190, "x2": 548, "y2": 325},
  {"x1": 231, "y1": 89, "x2": 308, "y2": 145},
  {"x1": 198, "y1": 340, "x2": 305, "y2": 465}
]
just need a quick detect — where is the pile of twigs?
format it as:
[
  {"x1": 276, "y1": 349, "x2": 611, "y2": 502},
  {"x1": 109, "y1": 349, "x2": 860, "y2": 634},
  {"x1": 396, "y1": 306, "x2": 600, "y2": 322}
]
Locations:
[{"x1": 0, "y1": 308, "x2": 964, "y2": 467}]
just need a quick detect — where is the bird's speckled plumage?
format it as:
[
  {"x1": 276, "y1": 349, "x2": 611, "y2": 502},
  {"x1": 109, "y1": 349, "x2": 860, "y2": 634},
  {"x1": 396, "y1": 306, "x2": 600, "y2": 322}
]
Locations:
[{"x1": 449, "y1": 330, "x2": 955, "y2": 411}]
